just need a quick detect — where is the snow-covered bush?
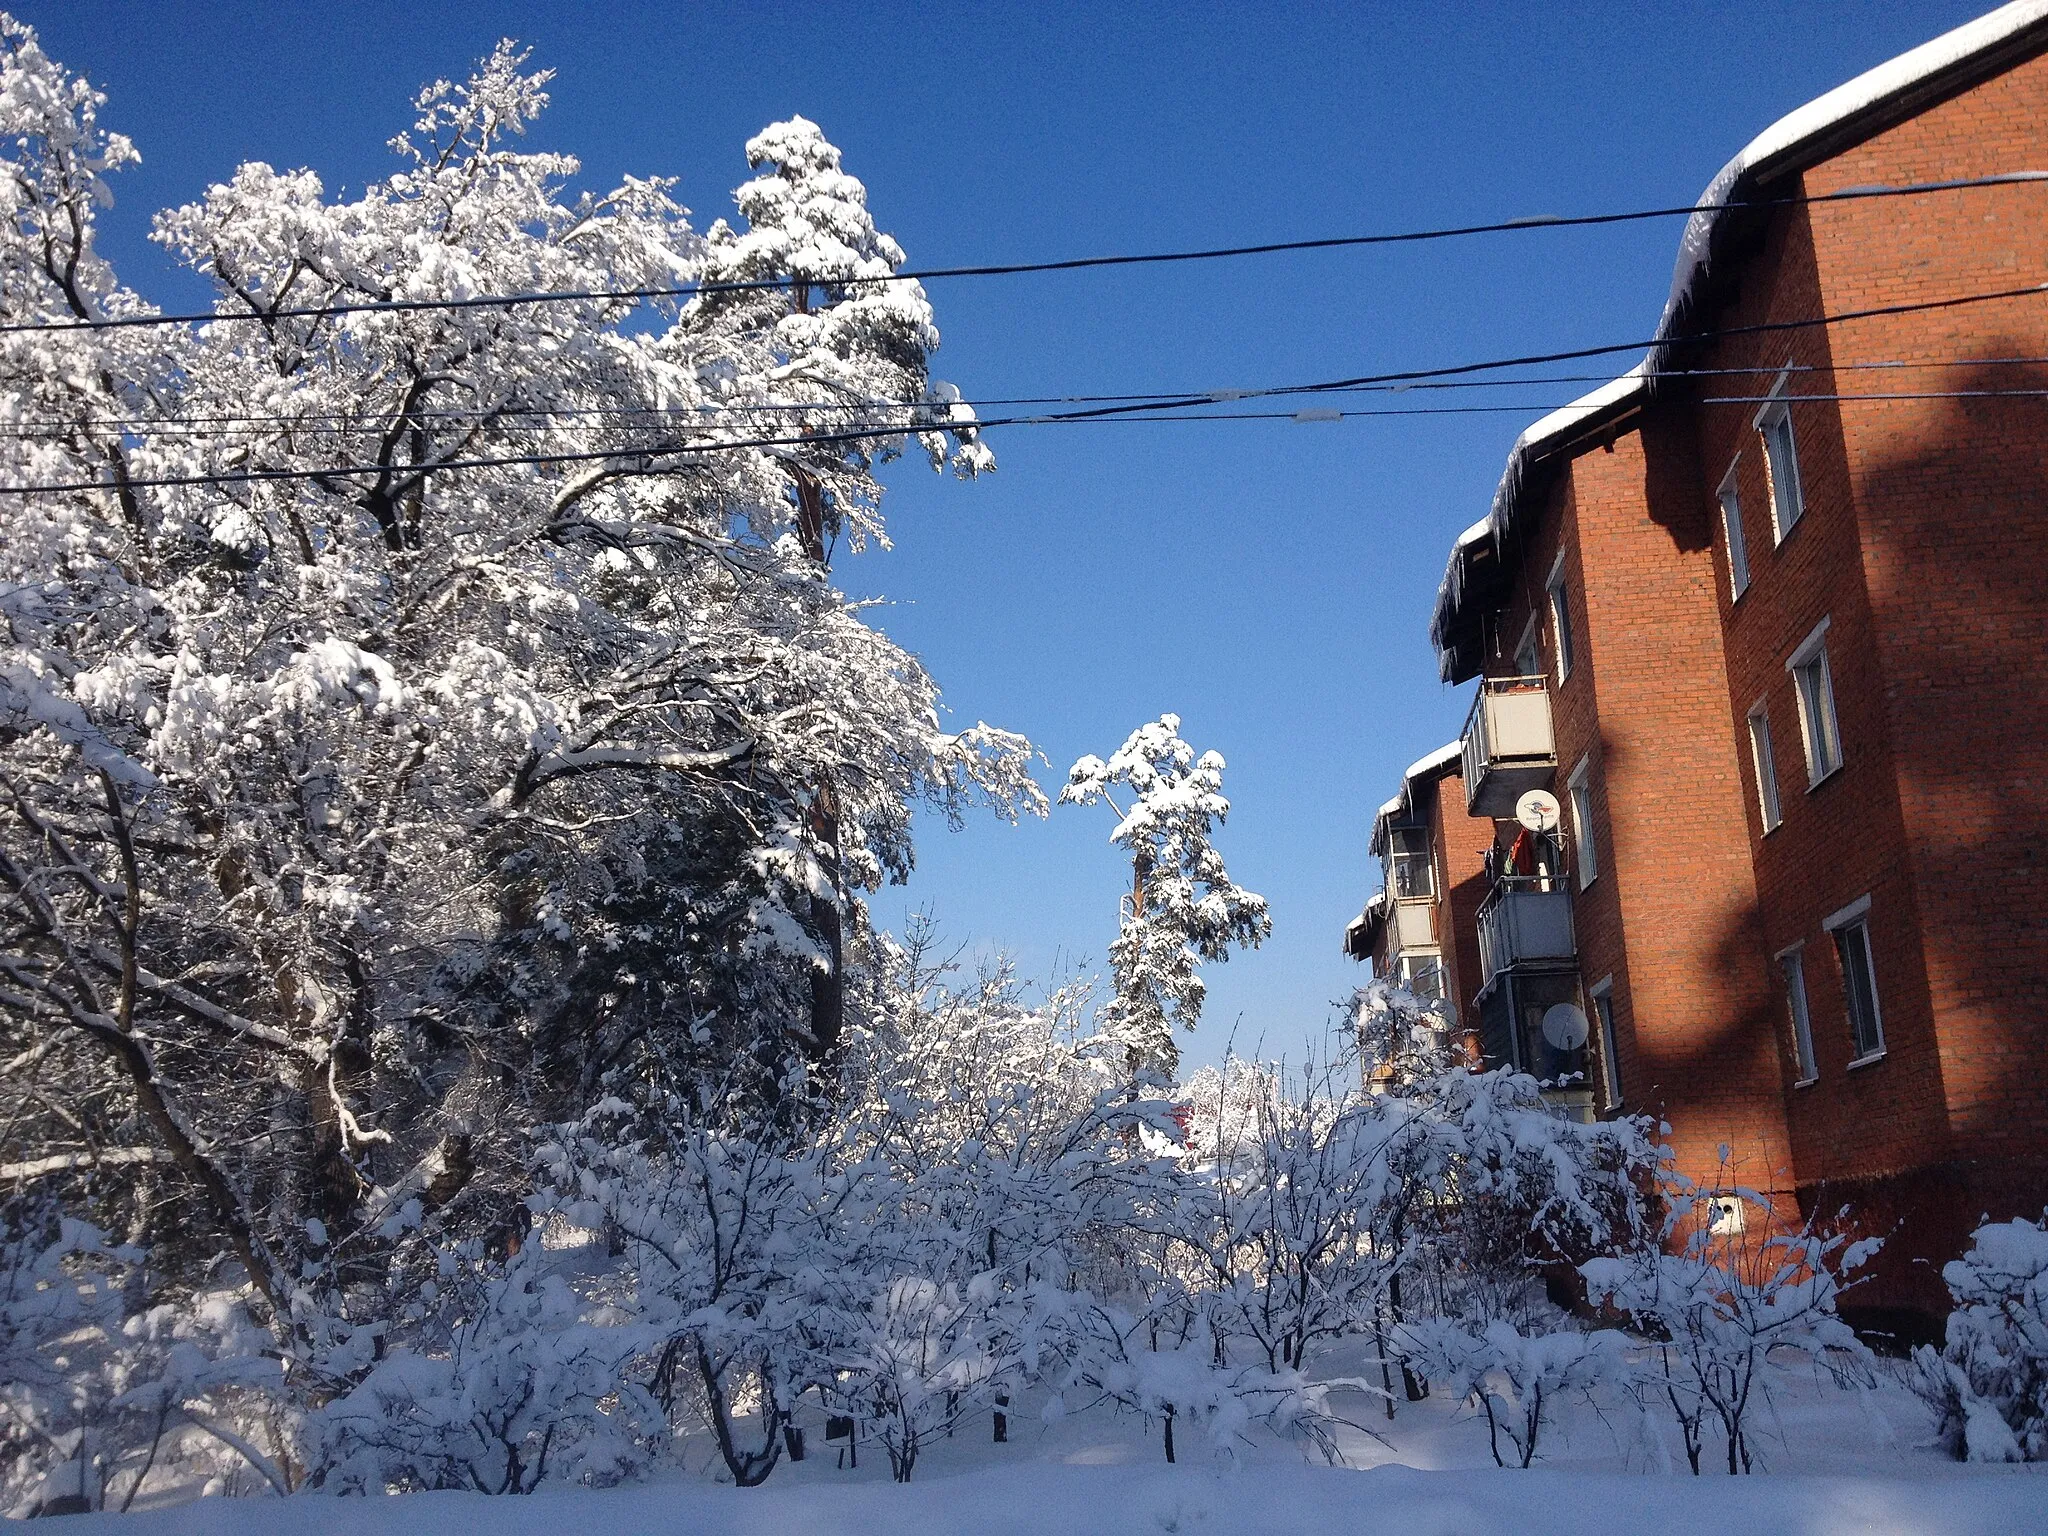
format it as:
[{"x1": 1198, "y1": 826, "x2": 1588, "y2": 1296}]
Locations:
[
  {"x1": 1911, "y1": 1212, "x2": 2048, "y2": 1462},
  {"x1": 0, "y1": 1205, "x2": 286, "y2": 1513},
  {"x1": 314, "y1": 1240, "x2": 656, "y2": 1494},
  {"x1": 0, "y1": 1210, "x2": 146, "y2": 1515},
  {"x1": 1582, "y1": 1167, "x2": 1876, "y2": 1474},
  {"x1": 1398, "y1": 1319, "x2": 1626, "y2": 1468}
]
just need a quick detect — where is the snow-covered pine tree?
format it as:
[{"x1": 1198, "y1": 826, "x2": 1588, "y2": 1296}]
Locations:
[{"x1": 1061, "y1": 716, "x2": 1269, "y2": 1080}]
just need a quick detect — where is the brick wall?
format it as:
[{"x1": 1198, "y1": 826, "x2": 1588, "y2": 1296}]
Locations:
[
  {"x1": 1673, "y1": 46, "x2": 2048, "y2": 1307},
  {"x1": 1484, "y1": 425, "x2": 1795, "y2": 1207}
]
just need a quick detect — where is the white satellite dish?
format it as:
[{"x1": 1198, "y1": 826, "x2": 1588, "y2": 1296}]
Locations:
[
  {"x1": 1541, "y1": 1002, "x2": 1590, "y2": 1051},
  {"x1": 1515, "y1": 789, "x2": 1561, "y2": 832}
]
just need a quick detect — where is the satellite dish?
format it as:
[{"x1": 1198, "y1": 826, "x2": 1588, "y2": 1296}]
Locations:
[
  {"x1": 1516, "y1": 789, "x2": 1561, "y2": 832},
  {"x1": 1541, "y1": 1003, "x2": 1590, "y2": 1051}
]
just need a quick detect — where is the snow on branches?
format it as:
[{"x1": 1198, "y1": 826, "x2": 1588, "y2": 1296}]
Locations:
[
  {"x1": 0, "y1": 14, "x2": 1035, "y2": 1351},
  {"x1": 1061, "y1": 715, "x2": 1269, "y2": 1079}
]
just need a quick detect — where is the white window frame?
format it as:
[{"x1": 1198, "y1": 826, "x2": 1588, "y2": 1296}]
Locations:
[
  {"x1": 1746, "y1": 699, "x2": 1783, "y2": 832},
  {"x1": 1718, "y1": 458, "x2": 1750, "y2": 599},
  {"x1": 1776, "y1": 941, "x2": 1817, "y2": 1085},
  {"x1": 1824, "y1": 895, "x2": 1885, "y2": 1065},
  {"x1": 1589, "y1": 975, "x2": 1622, "y2": 1111},
  {"x1": 1545, "y1": 550, "x2": 1575, "y2": 684},
  {"x1": 1513, "y1": 613, "x2": 1542, "y2": 680},
  {"x1": 1567, "y1": 755, "x2": 1597, "y2": 888},
  {"x1": 1385, "y1": 824, "x2": 1436, "y2": 902},
  {"x1": 1755, "y1": 364, "x2": 1805, "y2": 543},
  {"x1": 1786, "y1": 616, "x2": 1843, "y2": 787}
]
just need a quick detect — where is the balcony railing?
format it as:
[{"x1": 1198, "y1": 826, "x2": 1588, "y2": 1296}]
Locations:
[
  {"x1": 1461, "y1": 675, "x2": 1557, "y2": 817},
  {"x1": 1391, "y1": 898, "x2": 1436, "y2": 952},
  {"x1": 1476, "y1": 877, "x2": 1576, "y2": 990}
]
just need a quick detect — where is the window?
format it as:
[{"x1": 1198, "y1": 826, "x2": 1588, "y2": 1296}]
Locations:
[
  {"x1": 1400, "y1": 951, "x2": 1448, "y2": 1004},
  {"x1": 1756, "y1": 367, "x2": 1805, "y2": 542},
  {"x1": 1513, "y1": 616, "x2": 1541, "y2": 679},
  {"x1": 1567, "y1": 757, "x2": 1597, "y2": 888},
  {"x1": 1590, "y1": 977, "x2": 1622, "y2": 1110},
  {"x1": 1786, "y1": 618, "x2": 1843, "y2": 785},
  {"x1": 1826, "y1": 896, "x2": 1884, "y2": 1062},
  {"x1": 1386, "y1": 825, "x2": 1435, "y2": 901},
  {"x1": 1718, "y1": 460, "x2": 1750, "y2": 598},
  {"x1": 1546, "y1": 554, "x2": 1575, "y2": 683},
  {"x1": 1746, "y1": 701, "x2": 1782, "y2": 832},
  {"x1": 1778, "y1": 943, "x2": 1817, "y2": 1083}
]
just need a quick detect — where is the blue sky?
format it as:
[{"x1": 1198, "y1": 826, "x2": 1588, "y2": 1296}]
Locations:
[{"x1": 35, "y1": 0, "x2": 1994, "y2": 1071}]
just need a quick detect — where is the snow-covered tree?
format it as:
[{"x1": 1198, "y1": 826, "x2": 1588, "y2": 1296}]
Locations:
[
  {"x1": 0, "y1": 18, "x2": 1038, "y2": 1346},
  {"x1": 1061, "y1": 715, "x2": 1269, "y2": 1080},
  {"x1": 1581, "y1": 1160, "x2": 1877, "y2": 1474}
]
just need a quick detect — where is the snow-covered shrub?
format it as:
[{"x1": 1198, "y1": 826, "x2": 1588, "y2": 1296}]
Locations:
[
  {"x1": 0, "y1": 1210, "x2": 145, "y2": 1515},
  {"x1": 536, "y1": 1097, "x2": 823, "y2": 1488},
  {"x1": 1398, "y1": 1319, "x2": 1627, "y2": 1468},
  {"x1": 1582, "y1": 1167, "x2": 1876, "y2": 1474},
  {"x1": 313, "y1": 1241, "x2": 655, "y2": 1494},
  {"x1": 1911, "y1": 1212, "x2": 2048, "y2": 1462}
]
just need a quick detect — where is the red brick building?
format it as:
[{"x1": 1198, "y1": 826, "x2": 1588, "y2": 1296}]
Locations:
[{"x1": 1351, "y1": 1, "x2": 2048, "y2": 1326}]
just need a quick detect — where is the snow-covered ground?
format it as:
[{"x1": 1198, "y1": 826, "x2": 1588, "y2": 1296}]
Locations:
[{"x1": 75, "y1": 1350, "x2": 2048, "y2": 1536}]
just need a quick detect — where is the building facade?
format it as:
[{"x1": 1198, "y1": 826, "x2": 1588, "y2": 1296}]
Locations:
[{"x1": 1350, "y1": 1, "x2": 2048, "y2": 1326}]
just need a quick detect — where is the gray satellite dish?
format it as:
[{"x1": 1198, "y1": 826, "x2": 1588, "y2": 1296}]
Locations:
[
  {"x1": 1541, "y1": 1002, "x2": 1590, "y2": 1051},
  {"x1": 1516, "y1": 789, "x2": 1561, "y2": 833}
]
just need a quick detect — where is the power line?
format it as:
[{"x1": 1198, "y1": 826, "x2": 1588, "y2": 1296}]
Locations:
[
  {"x1": 13, "y1": 352, "x2": 2048, "y2": 435},
  {"x1": 6, "y1": 387, "x2": 2044, "y2": 497},
  {"x1": 5, "y1": 172, "x2": 2043, "y2": 338},
  {"x1": 5, "y1": 278, "x2": 2044, "y2": 495}
]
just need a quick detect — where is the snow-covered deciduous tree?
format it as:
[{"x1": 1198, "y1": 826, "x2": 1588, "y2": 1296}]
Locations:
[
  {"x1": 1061, "y1": 716, "x2": 1269, "y2": 1080},
  {"x1": 1911, "y1": 1211, "x2": 2048, "y2": 1463},
  {"x1": 1580, "y1": 1161, "x2": 1877, "y2": 1475},
  {"x1": 0, "y1": 15, "x2": 1037, "y2": 1354},
  {"x1": 1397, "y1": 1318, "x2": 1627, "y2": 1468}
]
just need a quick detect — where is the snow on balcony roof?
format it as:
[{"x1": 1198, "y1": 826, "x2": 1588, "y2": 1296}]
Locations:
[
  {"x1": 1428, "y1": 0, "x2": 2048, "y2": 683},
  {"x1": 1368, "y1": 740, "x2": 1465, "y2": 856}
]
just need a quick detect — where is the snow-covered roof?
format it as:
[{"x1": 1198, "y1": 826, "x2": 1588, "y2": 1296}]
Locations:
[
  {"x1": 1367, "y1": 740, "x2": 1465, "y2": 857},
  {"x1": 1429, "y1": 1, "x2": 2048, "y2": 683},
  {"x1": 1653, "y1": 0, "x2": 2048, "y2": 374}
]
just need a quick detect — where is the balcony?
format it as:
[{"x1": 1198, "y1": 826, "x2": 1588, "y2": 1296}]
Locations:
[
  {"x1": 1461, "y1": 675, "x2": 1556, "y2": 817},
  {"x1": 1391, "y1": 898, "x2": 1435, "y2": 951},
  {"x1": 1476, "y1": 879, "x2": 1576, "y2": 991}
]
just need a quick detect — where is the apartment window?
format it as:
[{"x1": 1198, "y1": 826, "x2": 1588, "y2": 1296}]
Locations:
[
  {"x1": 1786, "y1": 617, "x2": 1843, "y2": 786},
  {"x1": 1590, "y1": 977, "x2": 1622, "y2": 1111},
  {"x1": 1400, "y1": 951, "x2": 1448, "y2": 1003},
  {"x1": 1567, "y1": 756, "x2": 1598, "y2": 888},
  {"x1": 1386, "y1": 825, "x2": 1435, "y2": 901},
  {"x1": 1718, "y1": 460, "x2": 1750, "y2": 598},
  {"x1": 1756, "y1": 367, "x2": 1805, "y2": 542},
  {"x1": 1546, "y1": 554, "x2": 1575, "y2": 683},
  {"x1": 1746, "y1": 700, "x2": 1783, "y2": 832},
  {"x1": 1778, "y1": 943, "x2": 1817, "y2": 1084},
  {"x1": 1826, "y1": 896, "x2": 1884, "y2": 1062},
  {"x1": 1513, "y1": 616, "x2": 1541, "y2": 679}
]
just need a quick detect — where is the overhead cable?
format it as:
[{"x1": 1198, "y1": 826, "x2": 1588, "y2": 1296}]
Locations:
[
  {"x1": 5, "y1": 279, "x2": 2045, "y2": 494},
  {"x1": 14, "y1": 352, "x2": 2048, "y2": 436},
  {"x1": 4, "y1": 172, "x2": 2043, "y2": 337}
]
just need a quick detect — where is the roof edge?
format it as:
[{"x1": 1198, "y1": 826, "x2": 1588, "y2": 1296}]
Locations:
[{"x1": 1428, "y1": 1, "x2": 2048, "y2": 685}]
